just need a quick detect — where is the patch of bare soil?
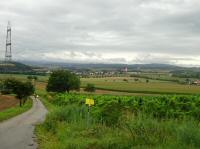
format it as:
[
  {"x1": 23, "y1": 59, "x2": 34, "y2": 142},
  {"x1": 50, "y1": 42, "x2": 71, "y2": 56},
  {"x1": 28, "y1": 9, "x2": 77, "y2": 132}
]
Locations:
[{"x1": 0, "y1": 95, "x2": 18, "y2": 111}]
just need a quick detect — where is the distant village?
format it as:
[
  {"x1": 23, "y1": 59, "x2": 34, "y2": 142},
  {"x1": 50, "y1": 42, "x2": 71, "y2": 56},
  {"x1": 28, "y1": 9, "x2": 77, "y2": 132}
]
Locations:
[{"x1": 35, "y1": 65, "x2": 200, "y2": 86}]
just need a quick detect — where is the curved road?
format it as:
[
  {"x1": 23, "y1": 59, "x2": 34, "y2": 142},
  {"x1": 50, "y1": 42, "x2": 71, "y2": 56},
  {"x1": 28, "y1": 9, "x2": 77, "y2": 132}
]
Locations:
[{"x1": 0, "y1": 97, "x2": 48, "y2": 149}]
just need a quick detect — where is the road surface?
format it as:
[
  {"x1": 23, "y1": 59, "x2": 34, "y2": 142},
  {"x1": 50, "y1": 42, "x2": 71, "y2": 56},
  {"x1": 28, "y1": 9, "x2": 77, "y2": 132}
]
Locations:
[{"x1": 0, "y1": 97, "x2": 48, "y2": 149}]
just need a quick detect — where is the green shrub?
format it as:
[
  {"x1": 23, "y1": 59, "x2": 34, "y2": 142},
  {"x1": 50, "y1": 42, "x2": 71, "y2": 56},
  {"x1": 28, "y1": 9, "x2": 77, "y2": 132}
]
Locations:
[{"x1": 84, "y1": 83, "x2": 96, "y2": 92}]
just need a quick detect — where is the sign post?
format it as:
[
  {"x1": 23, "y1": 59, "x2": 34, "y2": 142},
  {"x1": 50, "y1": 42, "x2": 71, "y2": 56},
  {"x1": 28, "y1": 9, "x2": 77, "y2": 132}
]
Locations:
[{"x1": 85, "y1": 98, "x2": 94, "y2": 128}]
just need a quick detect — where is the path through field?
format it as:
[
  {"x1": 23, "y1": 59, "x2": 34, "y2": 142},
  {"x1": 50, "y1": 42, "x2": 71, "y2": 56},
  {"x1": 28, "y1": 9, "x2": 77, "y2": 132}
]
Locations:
[{"x1": 0, "y1": 97, "x2": 47, "y2": 149}]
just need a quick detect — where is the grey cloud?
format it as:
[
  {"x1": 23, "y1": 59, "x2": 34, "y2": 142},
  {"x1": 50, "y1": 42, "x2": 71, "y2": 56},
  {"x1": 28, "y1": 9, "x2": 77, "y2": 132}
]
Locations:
[{"x1": 0, "y1": 0, "x2": 200, "y2": 66}]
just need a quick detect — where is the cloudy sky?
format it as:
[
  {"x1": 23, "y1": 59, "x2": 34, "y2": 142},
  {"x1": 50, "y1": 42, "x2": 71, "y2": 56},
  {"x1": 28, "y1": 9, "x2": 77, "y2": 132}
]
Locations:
[{"x1": 0, "y1": 0, "x2": 200, "y2": 66}]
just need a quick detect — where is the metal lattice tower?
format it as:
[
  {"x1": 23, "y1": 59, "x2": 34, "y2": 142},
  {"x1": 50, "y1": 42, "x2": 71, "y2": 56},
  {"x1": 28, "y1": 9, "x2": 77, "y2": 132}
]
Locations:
[{"x1": 5, "y1": 21, "x2": 12, "y2": 62}]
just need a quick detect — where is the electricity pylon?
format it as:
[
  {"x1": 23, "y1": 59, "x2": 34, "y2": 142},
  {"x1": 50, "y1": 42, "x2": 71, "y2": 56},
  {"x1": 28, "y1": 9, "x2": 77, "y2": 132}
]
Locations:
[{"x1": 5, "y1": 21, "x2": 12, "y2": 62}]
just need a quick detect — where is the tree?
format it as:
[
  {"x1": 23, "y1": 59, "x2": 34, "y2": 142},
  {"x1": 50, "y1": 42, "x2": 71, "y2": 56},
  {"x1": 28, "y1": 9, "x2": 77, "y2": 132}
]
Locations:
[
  {"x1": 46, "y1": 70, "x2": 80, "y2": 93},
  {"x1": 84, "y1": 83, "x2": 96, "y2": 92},
  {"x1": 32, "y1": 76, "x2": 38, "y2": 81},
  {"x1": 27, "y1": 75, "x2": 38, "y2": 91},
  {"x1": 2, "y1": 79, "x2": 34, "y2": 106},
  {"x1": 27, "y1": 75, "x2": 38, "y2": 81},
  {"x1": 2, "y1": 78, "x2": 19, "y2": 94},
  {"x1": 13, "y1": 81, "x2": 34, "y2": 106}
]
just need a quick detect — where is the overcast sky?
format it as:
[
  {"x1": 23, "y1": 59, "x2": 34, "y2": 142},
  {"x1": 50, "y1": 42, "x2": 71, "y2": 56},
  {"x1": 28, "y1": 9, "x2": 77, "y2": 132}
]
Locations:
[{"x1": 0, "y1": 0, "x2": 200, "y2": 66}]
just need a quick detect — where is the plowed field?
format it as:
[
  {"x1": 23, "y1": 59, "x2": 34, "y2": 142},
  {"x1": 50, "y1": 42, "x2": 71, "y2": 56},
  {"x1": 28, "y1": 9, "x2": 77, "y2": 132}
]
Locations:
[{"x1": 0, "y1": 95, "x2": 18, "y2": 111}]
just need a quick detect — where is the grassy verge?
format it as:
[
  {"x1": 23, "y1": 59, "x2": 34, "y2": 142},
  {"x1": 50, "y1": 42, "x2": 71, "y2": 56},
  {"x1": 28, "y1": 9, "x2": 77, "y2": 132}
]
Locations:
[{"x1": 0, "y1": 98, "x2": 32, "y2": 122}]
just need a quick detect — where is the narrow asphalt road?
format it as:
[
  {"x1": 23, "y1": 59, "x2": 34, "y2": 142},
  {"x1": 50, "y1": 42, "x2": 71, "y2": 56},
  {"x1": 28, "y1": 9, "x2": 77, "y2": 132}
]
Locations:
[{"x1": 0, "y1": 97, "x2": 48, "y2": 149}]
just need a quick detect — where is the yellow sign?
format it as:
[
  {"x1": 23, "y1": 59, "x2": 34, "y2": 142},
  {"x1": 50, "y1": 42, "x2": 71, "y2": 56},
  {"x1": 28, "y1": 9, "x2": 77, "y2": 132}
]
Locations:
[{"x1": 85, "y1": 98, "x2": 94, "y2": 106}]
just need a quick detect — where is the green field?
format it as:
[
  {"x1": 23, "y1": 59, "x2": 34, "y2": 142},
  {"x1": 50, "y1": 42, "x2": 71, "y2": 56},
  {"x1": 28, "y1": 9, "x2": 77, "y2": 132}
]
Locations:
[
  {"x1": 130, "y1": 72, "x2": 183, "y2": 82},
  {"x1": 0, "y1": 74, "x2": 48, "y2": 82},
  {"x1": 0, "y1": 74, "x2": 200, "y2": 95},
  {"x1": 81, "y1": 77, "x2": 200, "y2": 94}
]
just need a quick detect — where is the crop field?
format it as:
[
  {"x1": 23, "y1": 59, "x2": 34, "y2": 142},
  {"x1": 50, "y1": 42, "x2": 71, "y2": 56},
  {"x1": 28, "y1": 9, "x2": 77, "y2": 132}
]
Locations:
[
  {"x1": 81, "y1": 77, "x2": 200, "y2": 94},
  {"x1": 1, "y1": 74, "x2": 200, "y2": 95},
  {"x1": 36, "y1": 92, "x2": 200, "y2": 149},
  {"x1": 130, "y1": 72, "x2": 184, "y2": 82},
  {"x1": 35, "y1": 77, "x2": 200, "y2": 95}
]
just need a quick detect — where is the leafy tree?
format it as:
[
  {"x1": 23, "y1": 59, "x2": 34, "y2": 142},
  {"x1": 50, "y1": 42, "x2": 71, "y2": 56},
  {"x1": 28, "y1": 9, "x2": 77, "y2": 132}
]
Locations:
[
  {"x1": 13, "y1": 81, "x2": 34, "y2": 106},
  {"x1": 27, "y1": 75, "x2": 38, "y2": 83},
  {"x1": 1, "y1": 78, "x2": 19, "y2": 94},
  {"x1": 84, "y1": 83, "x2": 96, "y2": 92},
  {"x1": 46, "y1": 70, "x2": 80, "y2": 93},
  {"x1": 27, "y1": 75, "x2": 38, "y2": 90},
  {"x1": 2, "y1": 79, "x2": 34, "y2": 106}
]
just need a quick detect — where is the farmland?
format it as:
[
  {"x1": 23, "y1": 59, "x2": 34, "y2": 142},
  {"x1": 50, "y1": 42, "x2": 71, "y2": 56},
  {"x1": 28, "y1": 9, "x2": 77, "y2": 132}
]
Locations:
[
  {"x1": 0, "y1": 73, "x2": 200, "y2": 95},
  {"x1": 0, "y1": 95, "x2": 18, "y2": 111},
  {"x1": 1, "y1": 70, "x2": 200, "y2": 148},
  {"x1": 35, "y1": 69, "x2": 200, "y2": 148},
  {"x1": 0, "y1": 74, "x2": 48, "y2": 82},
  {"x1": 81, "y1": 77, "x2": 200, "y2": 95},
  {"x1": 36, "y1": 92, "x2": 200, "y2": 149},
  {"x1": 34, "y1": 76, "x2": 200, "y2": 95}
]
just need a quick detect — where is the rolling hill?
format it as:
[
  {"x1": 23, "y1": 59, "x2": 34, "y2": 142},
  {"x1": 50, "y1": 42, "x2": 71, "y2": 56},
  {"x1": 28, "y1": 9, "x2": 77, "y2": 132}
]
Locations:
[{"x1": 0, "y1": 61, "x2": 34, "y2": 73}]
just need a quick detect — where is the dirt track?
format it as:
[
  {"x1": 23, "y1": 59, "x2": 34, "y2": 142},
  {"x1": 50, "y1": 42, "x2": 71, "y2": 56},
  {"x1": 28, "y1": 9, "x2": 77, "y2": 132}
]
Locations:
[{"x1": 0, "y1": 97, "x2": 47, "y2": 149}]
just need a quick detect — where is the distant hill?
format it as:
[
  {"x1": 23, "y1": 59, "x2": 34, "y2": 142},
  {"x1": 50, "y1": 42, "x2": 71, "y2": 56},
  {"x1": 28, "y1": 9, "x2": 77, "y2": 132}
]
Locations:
[
  {"x1": 21, "y1": 61, "x2": 182, "y2": 71},
  {"x1": 58, "y1": 63, "x2": 181, "y2": 71},
  {"x1": 128, "y1": 63, "x2": 181, "y2": 70},
  {"x1": 0, "y1": 61, "x2": 34, "y2": 73}
]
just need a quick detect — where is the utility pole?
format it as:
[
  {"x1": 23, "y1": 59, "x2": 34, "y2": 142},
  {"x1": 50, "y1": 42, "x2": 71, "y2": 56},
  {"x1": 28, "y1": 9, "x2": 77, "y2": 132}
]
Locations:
[{"x1": 5, "y1": 21, "x2": 12, "y2": 63}]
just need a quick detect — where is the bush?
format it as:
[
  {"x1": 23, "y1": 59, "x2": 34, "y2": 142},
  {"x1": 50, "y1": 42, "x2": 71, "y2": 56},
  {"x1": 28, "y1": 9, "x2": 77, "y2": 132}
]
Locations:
[
  {"x1": 123, "y1": 79, "x2": 128, "y2": 82},
  {"x1": 84, "y1": 84, "x2": 96, "y2": 92}
]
